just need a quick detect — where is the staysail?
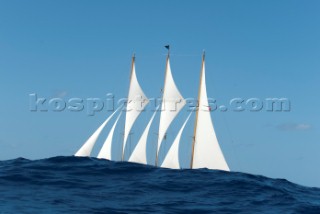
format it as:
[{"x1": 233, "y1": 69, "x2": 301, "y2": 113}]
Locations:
[
  {"x1": 156, "y1": 54, "x2": 186, "y2": 165},
  {"x1": 128, "y1": 106, "x2": 159, "y2": 165},
  {"x1": 191, "y1": 53, "x2": 230, "y2": 171},
  {"x1": 161, "y1": 111, "x2": 193, "y2": 169},
  {"x1": 74, "y1": 105, "x2": 122, "y2": 157},
  {"x1": 97, "y1": 111, "x2": 123, "y2": 160},
  {"x1": 122, "y1": 55, "x2": 149, "y2": 160}
]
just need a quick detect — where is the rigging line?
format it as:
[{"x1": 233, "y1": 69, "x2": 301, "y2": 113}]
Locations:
[
  {"x1": 205, "y1": 57, "x2": 237, "y2": 168},
  {"x1": 135, "y1": 54, "x2": 201, "y2": 58},
  {"x1": 221, "y1": 112, "x2": 241, "y2": 169},
  {"x1": 168, "y1": 54, "x2": 200, "y2": 57},
  {"x1": 115, "y1": 131, "x2": 123, "y2": 161},
  {"x1": 129, "y1": 132, "x2": 133, "y2": 159},
  {"x1": 120, "y1": 132, "x2": 125, "y2": 161},
  {"x1": 152, "y1": 132, "x2": 159, "y2": 166}
]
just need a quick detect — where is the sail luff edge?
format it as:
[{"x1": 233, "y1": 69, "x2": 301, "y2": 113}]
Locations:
[{"x1": 190, "y1": 52, "x2": 205, "y2": 169}]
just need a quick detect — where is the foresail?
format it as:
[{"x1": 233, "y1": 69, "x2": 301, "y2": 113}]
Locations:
[
  {"x1": 128, "y1": 106, "x2": 159, "y2": 165},
  {"x1": 157, "y1": 57, "x2": 186, "y2": 164},
  {"x1": 192, "y1": 57, "x2": 230, "y2": 171},
  {"x1": 97, "y1": 111, "x2": 123, "y2": 160},
  {"x1": 74, "y1": 106, "x2": 122, "y2": 157},
  {"x1": 123, "y1": 56, "x2": 149, "y2": 160},
  {"x1": 161, "y1": 111, "x2": 193, "y2": 169}
]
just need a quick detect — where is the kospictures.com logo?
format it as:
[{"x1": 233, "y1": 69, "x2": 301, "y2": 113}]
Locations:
[{"x1": 29, "y1": 93, "x2": 290, "y2": 116}]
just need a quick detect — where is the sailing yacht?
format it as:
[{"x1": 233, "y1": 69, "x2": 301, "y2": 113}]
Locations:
[{"x1": 74, "y1": 49, "x2": 230, "y2": 171}]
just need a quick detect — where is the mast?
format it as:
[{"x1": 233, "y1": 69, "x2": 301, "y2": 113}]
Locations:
[
  {"x1": 155, "y1": 46, "x2": 170, "y2": 166},
  {"x1": 122, "y1": 54, "x2": 149, "y2": 161},
  {"x1": 190, "y1": 51, "x2": 205, "y2": 169},
  {"x1": 122, "y1": 54, "x2": 135, "y2": 161},
  {"x1": 191, "y1": 51, "x2": 229, "y2": 171}
]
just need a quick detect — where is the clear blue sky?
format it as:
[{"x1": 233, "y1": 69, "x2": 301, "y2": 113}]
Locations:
[{"x1": 0, "y1": 0, "x2": 319, "y2": 187}]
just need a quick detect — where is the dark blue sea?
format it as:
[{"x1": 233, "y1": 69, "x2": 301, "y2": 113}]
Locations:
[{"x1": 0, "y1": 156, "x2": 319, "y2": 213}]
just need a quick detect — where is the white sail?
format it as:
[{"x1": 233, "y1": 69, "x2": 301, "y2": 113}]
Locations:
[
  {"x1": 123, "y1": 56, "x2": 149, "y2": 160},
  {"x1": 97, "y1": 111, "x2": 123, "y2": 160},
  {"x1": 161, "y1": 111, "x2": 193, "y2": 169},
  {"x1": 74, "y1": 106, "x2": 122, "y2": 157},
  {"x1": 191, "y1": 54, "x2": 230, "y2": 171},
  {"x1": 128, "y1": 106, "x2": 159, "y2": 165},
  {"x1": 157, "y1": 56, "x2": 186, "y2": 165}
]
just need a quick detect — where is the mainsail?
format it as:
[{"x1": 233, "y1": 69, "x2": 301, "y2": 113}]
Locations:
[
  {"x1": 74, "y1": 105, "x2": 122, "y2": 157},
  {"x1": 128, "y1": 106, "x2": 159, "y2": 165},
  {"x1": 156, "y1": 54, "x2": 186, "y2": 165},
  {"x1": 161, "y1": 111, "x2": 193, "y2": 169},
  {"x1": 97, "y1": 111, "x2": 123, "y2": 160},
  {"x1": 191, "y1": 53, "x2": 230, "y2": 171},
  {"x1": 122, "y1": 55, "x2": 149, "y2": 160}
]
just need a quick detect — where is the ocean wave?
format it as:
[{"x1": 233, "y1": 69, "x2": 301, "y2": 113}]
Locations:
[{"x1": 0, "y1": 156, "x2": 319, "y2": 213}]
